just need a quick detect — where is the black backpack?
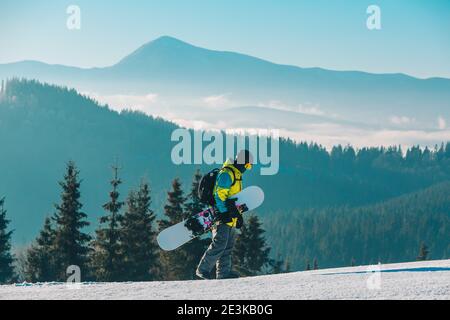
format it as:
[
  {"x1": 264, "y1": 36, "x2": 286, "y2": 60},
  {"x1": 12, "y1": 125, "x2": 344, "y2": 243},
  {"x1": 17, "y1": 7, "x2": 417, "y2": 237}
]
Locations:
[{"x1": 198, "y1": 167, "x2": 236, "y2": 206}]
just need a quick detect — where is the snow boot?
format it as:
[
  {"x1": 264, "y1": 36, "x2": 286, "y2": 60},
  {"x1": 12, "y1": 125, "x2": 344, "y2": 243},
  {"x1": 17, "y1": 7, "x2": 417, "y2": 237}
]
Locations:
[{"x1": 196, "y1": 269, "x2": 215, "y2": 280}]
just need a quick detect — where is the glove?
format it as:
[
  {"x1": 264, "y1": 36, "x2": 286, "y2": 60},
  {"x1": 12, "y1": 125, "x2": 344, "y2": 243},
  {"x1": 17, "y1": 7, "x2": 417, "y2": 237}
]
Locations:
[
  {"x1": 217, "y1": 211, "x2": 233, "y2": 224},
  {"x1": 235, "y1": 213, "x2": 244, "y2": 229},
  {"x1": 217, "y1": 210, "x2": 244, "y2": 228},
  {"x1": 225, "y1": 198, "x2": 240, "y2": 216},
  {"x1": 216, "y1": 199, "x2": 240, "y2": 224},
  {"x1": 225, "y1": 198, "x2": 244, "y2": 229}
]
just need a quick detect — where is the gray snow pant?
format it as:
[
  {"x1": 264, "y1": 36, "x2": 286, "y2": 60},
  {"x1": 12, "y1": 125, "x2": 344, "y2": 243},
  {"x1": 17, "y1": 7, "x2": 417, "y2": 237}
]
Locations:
[{"x1": 197, "y1": 223, "x2": 237, "y2": 279}]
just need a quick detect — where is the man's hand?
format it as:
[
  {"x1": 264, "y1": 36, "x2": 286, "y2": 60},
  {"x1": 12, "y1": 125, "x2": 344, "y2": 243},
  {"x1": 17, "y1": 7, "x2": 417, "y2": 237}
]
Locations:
[
  {"x1": 217, "y1": 210, "x2": 244, "y2": 228},
  {"x1": 217, "y1": 211, "x2": 233, "y2": 224},
  {"x1": 225, "y1": 198, "x2": 239, "y2": 215},
  {"x1": 235, "y1": 213, "x2": 244, "y2": 229},
  {"x1": 222, "y1": 198, "x2": 244, "y2": 229}
]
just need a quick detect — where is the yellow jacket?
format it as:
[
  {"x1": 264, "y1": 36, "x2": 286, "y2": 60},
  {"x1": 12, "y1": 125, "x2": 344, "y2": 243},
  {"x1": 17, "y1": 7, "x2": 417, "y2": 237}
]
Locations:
[{"x1": 213, "y1": 159, "x2": 243, "y2": 227}]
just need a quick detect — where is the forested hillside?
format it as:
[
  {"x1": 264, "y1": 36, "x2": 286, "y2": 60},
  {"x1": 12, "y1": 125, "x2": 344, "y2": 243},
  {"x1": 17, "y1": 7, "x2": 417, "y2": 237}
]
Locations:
[
  {"x1": 1, "y1": 78, "x2": 449, "y2": 263},
  {"x1": 265, "y1": 182, "x2": 450, "y2": 270}
]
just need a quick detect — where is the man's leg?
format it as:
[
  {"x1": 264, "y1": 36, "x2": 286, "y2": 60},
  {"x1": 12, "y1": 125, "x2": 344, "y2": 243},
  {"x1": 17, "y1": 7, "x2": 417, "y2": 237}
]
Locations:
[
  {"x1": 216, "y1": 226, "x2": 237, "y2": 279},
  {"x1": 196, "y1": 224, "x2": 231, "y2": 278}
]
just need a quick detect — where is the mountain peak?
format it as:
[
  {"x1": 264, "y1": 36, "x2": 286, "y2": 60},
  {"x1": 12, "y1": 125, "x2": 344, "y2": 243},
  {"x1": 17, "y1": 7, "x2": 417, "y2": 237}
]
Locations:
[
  {"x1": 150, "y1": 35, "x2": 189, "y2": 46},
  {"x1": 116, "y1": 36, "x2": 200, "y2": 67}
]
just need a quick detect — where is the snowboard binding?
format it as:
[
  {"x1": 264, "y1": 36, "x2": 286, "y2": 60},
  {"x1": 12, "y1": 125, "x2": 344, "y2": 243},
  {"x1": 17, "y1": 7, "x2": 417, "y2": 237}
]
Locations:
[{"x1": 184, "y1": 207, "x2": 217, "y2": 236}]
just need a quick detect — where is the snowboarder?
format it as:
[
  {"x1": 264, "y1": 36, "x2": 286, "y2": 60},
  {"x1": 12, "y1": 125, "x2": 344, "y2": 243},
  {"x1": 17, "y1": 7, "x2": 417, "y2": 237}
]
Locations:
[{"x1": 196, "y1": 149, "x2": 254, "y2": 280}]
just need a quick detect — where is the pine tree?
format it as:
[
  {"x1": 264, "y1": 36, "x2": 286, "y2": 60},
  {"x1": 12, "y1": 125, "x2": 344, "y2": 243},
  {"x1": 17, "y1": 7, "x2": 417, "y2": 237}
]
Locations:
[
  {"x1": 25, "y1": 217, "x2": 57, "y2": 282},
  {"x1": 313, "y1": 258, "x2": 319, "y2": 270},
  {"x1": 120, "y1": 180, "x2": 160, "y2": 281},
  {"x1": 284, "y1": 258, "x2": 291, "y2": 273},
  {"x1": 270, "y1": 254, "x2": 285, "y2": 274},
  {"x1": 183, "y1": 170, "x2": 210, "y2": 279},
  {"x1": 233, "y1": 215, "x2": 271, "y2": 276},
  {"x1": 91, "y1": 166, "x2": 125, "y2": 282},
  {"x1": 269, "y1": 254, "x2": 292, "y2": 274},
  {"x1": 0, "y1": 198, "x2": 14, "y2": 284},
  {"x1": 305, "y1": 259, "x2": 311, "y2": 271},
  {"x1": 158, "y1": 178, "x2": 189, "y2": 280},
  {"x1": 417, "y1": 242, "x2": 430, "y2": 261},
  {"x1": 52, "y1": 161, "x2": 91, "y2": 281}
]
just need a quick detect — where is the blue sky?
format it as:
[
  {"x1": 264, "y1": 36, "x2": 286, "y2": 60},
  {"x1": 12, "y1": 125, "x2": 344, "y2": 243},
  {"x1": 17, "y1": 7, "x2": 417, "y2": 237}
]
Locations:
[{"x1": 0, "y1": 0, "x2": 449, "y2": 78}]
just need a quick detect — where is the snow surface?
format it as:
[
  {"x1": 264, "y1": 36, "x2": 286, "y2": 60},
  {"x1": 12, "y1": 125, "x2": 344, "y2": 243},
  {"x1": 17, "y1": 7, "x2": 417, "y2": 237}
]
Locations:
[{"x1": 1, "y1": 259, "x2": 449, "y2": 300}]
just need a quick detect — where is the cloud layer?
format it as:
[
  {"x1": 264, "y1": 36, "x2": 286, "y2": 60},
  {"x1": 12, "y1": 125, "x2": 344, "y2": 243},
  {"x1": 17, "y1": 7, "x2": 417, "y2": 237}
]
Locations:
[{"x1": 85, "y1": 93, "x2": 450, "y2": 150}]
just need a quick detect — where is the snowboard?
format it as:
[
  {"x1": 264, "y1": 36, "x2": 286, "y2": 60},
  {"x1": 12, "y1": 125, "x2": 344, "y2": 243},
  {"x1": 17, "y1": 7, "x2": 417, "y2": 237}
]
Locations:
[{"x1": 157, "y1": 186, "x2": 264, "y2": 251}]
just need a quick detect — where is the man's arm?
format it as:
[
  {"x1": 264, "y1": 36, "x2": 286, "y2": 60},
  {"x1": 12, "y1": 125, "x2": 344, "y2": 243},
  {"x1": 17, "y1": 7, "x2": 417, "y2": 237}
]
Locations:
[
  {"x1": 214, "y1": 171, "x2": 232, "y2": 213},
  {"x1": 214, "y1": 171, "x2": 243, "y2": 228}
]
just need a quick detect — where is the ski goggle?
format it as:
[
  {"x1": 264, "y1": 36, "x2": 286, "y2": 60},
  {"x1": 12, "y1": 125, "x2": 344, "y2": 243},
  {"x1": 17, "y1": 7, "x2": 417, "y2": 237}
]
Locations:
[{"x1": 245, "y1": 163, "x2": 253, "y2": 170}]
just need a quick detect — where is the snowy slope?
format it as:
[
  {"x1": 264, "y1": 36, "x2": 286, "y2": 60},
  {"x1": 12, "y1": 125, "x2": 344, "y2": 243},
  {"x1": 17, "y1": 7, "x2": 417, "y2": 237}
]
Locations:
[{"x1": 1, "y1": 260, "x2": 449, "y2": 300}]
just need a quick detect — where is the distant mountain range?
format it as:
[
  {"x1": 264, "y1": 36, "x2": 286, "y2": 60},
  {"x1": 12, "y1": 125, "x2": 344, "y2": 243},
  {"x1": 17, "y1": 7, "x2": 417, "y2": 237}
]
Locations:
[{"x1": 1, "y1": 36, "x2": 449, "y2": 136}]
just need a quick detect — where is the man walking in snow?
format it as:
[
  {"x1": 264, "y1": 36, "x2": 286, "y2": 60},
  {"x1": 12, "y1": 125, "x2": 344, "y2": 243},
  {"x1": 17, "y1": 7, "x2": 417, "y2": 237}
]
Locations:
[{"x1": 196, "y1": 150, "x2": 254, "y2": 280}]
